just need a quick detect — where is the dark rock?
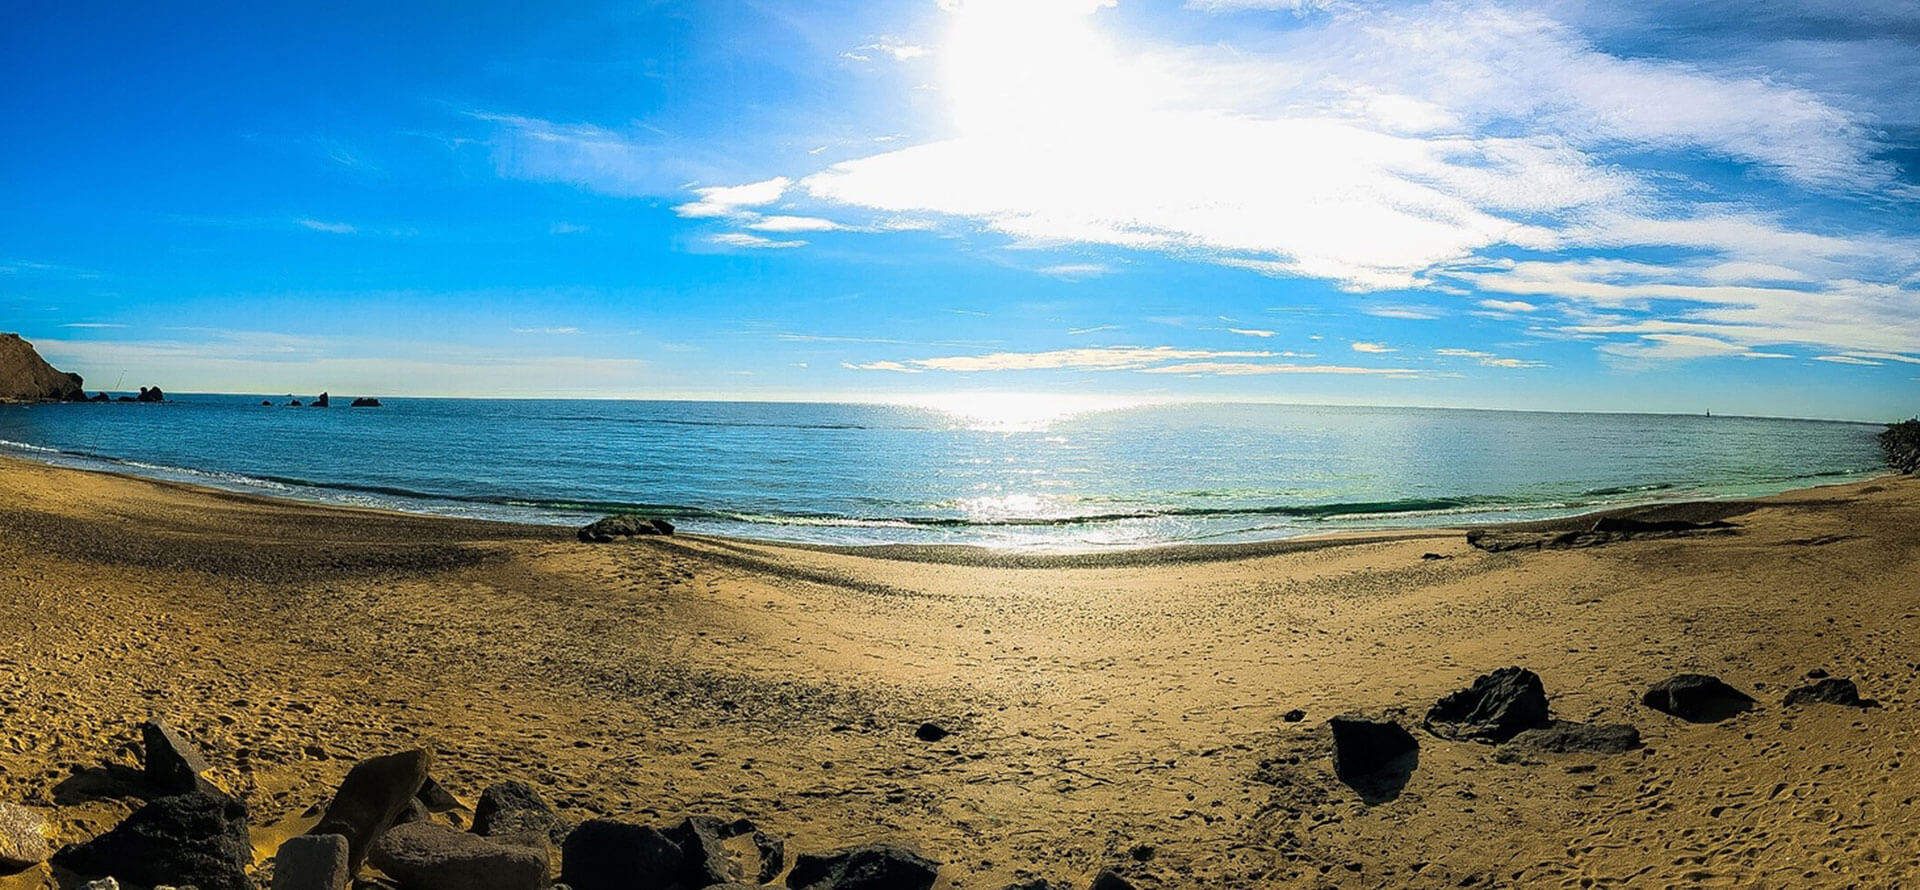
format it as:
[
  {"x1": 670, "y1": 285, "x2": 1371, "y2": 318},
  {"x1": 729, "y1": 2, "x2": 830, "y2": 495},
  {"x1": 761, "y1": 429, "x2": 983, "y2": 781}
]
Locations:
[
  {"x1": 271, "y1": 833, "x2": 350, "y2": 890},
  {"x1": 261, "y1": 399, "x2": 274, "y2": 406},
  {"x1": 666, "y1": 815, "x2": 735, "y2": 886},
  {"x1": 94, "y1": 392, "x2": 113, "y2": 402},
  {"x1": 1642, "y1": 674, "x2": 1756, "y2": 723},
  {"x1": 350, "y1": 397, "x2": 382, "y2": 407},
  {"x1": 51, "y1": 791, "x2": 251, "y2": 890},
  {"x1": 914, "y1": 722, "x2": 950, "y2": 742},
  {"x1": 288, "y1": 399, "x2": 303, "y2": 407},
  {"x1": 393, "y1": 797, "x2": 431, "y2": 826},
  {"x1": 1590, "y1": 517, "x2": 1733, "y2": 534},
  {"x1": 369, "y1": 821, "x2": 547, "y2": 890},
  {"x1": 754, "y1": 830, "x2": 786, "y2": 884},
  {"x1": 1423, "y1": 667, "x2": 1552, "y2": 743},
  {"x1": 998, "y1": 882, "x2": 1065, "y2": 890},
  {"x1": 1499, "y1": 721, "x2": 1642, "y2": 756},
  {"x1": 473, "y1": 780, "x2": 566, "y2": 845},
  {"x1": 1468, "y1": 518, "x2": 1736, "y2": 552},
  {"x1": 576, "y1": 514, "x2": 675, "y2": 542},
  {"x1": 416, "y1": 775, "x2": 462, "y2": 812},
  {"x1": 1783, "y1": 677, "x2": 1877, "y2": 708},
  {"x1": 559, "y1": 819, "x2": 686, "y2": 890},
  {"x1": 1805, "y1": 668, "x2": 1830, "y2": 679},
  {"x1": 1328, "y1": 715, "x2": 1418, "y2": 804},
  {"x1": 142, "y1": 719, "x2": 215, "y2": 795},
  {"x1": 1088, "y1": 870, "x2": 1136, "y2": 890},
  {"x1": 0, "y1": 801, "x2": 51, "y2": 869},
  {"x1": 313, "y1": 392, "x2": 330, "y2": 407},
  {"x1": 115, "y1": 396, "x2": 135, "y2": 401},
  {"x1": 786, "y1": 842, "x2": 939, "y2": 890},
  {"x1": 1281, "y1": 709, "x2": 1306, "y2": 723},
  {"x1": 308, "y1": 748, "x2": 433, "y2": 873},
  {"x1": 136, "y1": 386, "x2": 165, "y2": 402}
]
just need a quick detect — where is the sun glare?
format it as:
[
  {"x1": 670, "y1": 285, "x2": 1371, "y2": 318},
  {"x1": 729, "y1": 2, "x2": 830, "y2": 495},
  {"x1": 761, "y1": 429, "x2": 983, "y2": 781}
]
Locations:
[
  {"x1": 939, "y1": 0, "x2": 1144, "y2": 140},
  {"x1": 904, "y1": 391, "x2": 1147, "y2": 431}
]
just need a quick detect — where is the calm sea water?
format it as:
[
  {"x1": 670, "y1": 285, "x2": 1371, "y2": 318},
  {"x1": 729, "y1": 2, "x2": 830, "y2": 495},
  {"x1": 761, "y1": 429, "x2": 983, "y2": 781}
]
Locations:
[{"x1": 0, "y1": 396, "x2": 1887, "y2": 550}]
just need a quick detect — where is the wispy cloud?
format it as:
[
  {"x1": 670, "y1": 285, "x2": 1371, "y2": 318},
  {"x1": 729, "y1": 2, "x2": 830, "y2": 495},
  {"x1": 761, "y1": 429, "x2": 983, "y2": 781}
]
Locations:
[
  {"x1": 675, "y1": 177, "x2": 791, "y2": 219},
  {"x1": 1350, "y1": 341, "x2": 1395, "y2": 353},
  {"x1": 296, "y1": 218, "x2": 357, "y2": 234},
  {"x1": 843, "y1": 345, "x2": 1276, "y2": 373},
  {"x1": 1138, "y1": 361, "x2": 1413, "y2": 376},
  {"x1": 746, "y1": 215, "x2": 842, "y2": 233},
  {"x1": 1227, "y1": 328, "x2": 1275, "y2": 337},
  {"x1": 512, "y1": 326, "x2": 581, "y2": 335},
  {"x1": 61, "y1": 322, "x2": 127, "y2": 329},
  {"x1": 711, "y1": 232, "x2": 807, "y2": 249},
  {"x1": 1434, "y1": 347, "x2": 1545, "y2": 369},
  {"x1": 1038, "y1": 263, "x2": 1112, "y2": 279}
]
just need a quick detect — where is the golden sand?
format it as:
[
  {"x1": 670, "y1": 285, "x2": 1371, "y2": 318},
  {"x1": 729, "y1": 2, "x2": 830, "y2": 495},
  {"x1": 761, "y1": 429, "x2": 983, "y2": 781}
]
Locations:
[{"x1": 0, "y1": 456, "x2": 1915, "y2": 887}]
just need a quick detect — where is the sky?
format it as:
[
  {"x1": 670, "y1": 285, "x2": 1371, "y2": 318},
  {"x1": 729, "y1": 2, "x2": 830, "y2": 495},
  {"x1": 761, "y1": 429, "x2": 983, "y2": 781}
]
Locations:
[{"x1": 2, "y1": 0, "x2": 1918, "y2": 421}]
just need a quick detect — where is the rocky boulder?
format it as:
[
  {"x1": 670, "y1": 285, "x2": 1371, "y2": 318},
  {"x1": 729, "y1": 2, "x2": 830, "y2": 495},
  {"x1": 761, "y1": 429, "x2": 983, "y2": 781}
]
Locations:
[
  {"x1": 1328, "y1": 715, "x2": 1418, "y2": 803},
  {"x1": 1783, "y1": 677, "x2": 1877, "y2": 708},
  {"x1": 307, "y1": 748, "x2": 433, "y2": 873},
  {"x1": 577, "y1": 514, "x2": 675, "y2": 542},
  {"x1": 1423, "y1": 667, "x2": 1552, "y2": 743},
  {"x1": 142, "y1": 719, "x2": 216, "y2": 795},
  {"x1": 136, "y1": 386, "x2": 165, "y2": 402},
  {"x1": 559, "y1": 819, "x2": 688, "y2": 890},
  {"x1": 472, "y1": 780, "x2": 567, "y2": 845},
  {"x1": 271, "y1": 833, "x2": 350, "y2": 890},
  {"x1": 312, "y1": 392, "x2": 330, "y2": 407},
  {"x1": 368, "y1": 821, "x2": 547, "y2": 890},
  {"x1": 1642, "y1": 674, "x2": 1756, "y2": 723},
  {"x1": 51, "y1": 791, "x2": 251, "y2": 890},
  {"x1": 786, "y1": 842, "x2": 940, "y2": 890},
  {"x1": 0, "y1": 801, "x2": 51, "y2": 869},
  {"x1": 1498, "y1": 721, "x2": 1642, "y2": 756},
  {"x1": 349, "y1": 397, "x2": 382, "y2": 407},
  {"x1": 0, "y1": 333, "x2": 87, "y2": 402}
]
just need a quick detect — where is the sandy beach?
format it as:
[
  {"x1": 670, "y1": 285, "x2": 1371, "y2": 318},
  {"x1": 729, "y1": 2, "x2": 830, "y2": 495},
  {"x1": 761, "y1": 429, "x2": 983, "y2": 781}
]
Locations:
[{"x1": 0, "y1": 454, "x2": 1916, "y2": 888}]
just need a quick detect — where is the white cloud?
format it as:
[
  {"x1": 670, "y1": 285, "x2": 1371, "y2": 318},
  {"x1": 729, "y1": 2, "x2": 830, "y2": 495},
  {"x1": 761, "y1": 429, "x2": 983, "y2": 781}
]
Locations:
[
  {"x1": 1362, "y1": 304, "x2": 1445, "y2": 320},
  {"x1": 1187, "y1": 0, "x2": 1332, "y2": 11},
  {"x1": 1841, "y1": 351, "x2": 1920, "y2": 364},
  {"x1": 747, "y1": 215, "x2": 843, "y2": 232},
  {"x1": 1434, "y1": 347, "x2": 1543, "y2": 368},
  {"x1": 1067, "y1": 324, "x2": 1120, "y2": 335},
  {"x1": 841, "y1": 345, "x2": 1276, "y2": 373},
  {"x1": 1227, "y1": 328, "x2": 1275, "y2": 337},
  {"x1": 1038, "y1": 263, "x2": 1112, "y2": 279},
  {"x1": 1350, "y1": 341, "x2": 1395, "y2": 353},
  {"x1": 840, "y1": 360, "x2": 921, "y2": 372},
  {"x1": 61, "y1": 322, "x2": 127, "y2": 329},
  {"x1": 1813, "y1": 354, "x2": 1882, "y2": 366},
  {"x1": 1477, "y1": 299, "x2": 1538, "y2": 313},
  {"x1": 711, "y1": 232, "x2": 807, "y2": 249},
  {"x1": 674, "y1": 177, "x2": 792, "y2": 219},
  {"x1": 296, "y1": 218, "x2": 357, "y2": 234},
  {"x1": 1138, "y1": 361, "x2": 1412, "y2": 376},
  {"x1": 549, "y1": 222, "x2": 589, "y2": 235},
  {"x1": 512, "y1": 326, "x2": 581, "y2": 335},
  {"x1": 856, "y1": 41, "x2": 930, "y2": 61}
]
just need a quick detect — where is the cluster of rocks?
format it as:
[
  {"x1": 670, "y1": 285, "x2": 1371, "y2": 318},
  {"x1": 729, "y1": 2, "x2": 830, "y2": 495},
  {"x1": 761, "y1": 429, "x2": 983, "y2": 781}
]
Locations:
[
  {"x1": 261, "y1": 393, "x2": 384, "y2": 408},
  {"x1": 577, "y1": 514, "x2": 676, "y2": 543},
  {"x1": 1324, "y1": 666, "x2": 1878, "y2": 800},
  {"x1": 2, "y1": 719, "x2": 1148, "y2": 890},
  {"x1": 1466, "y1": 516, "x2": 1738, "y2": 552},
  {"x1": 85, "y1": 386, "x2": 168, "y2": 403}
]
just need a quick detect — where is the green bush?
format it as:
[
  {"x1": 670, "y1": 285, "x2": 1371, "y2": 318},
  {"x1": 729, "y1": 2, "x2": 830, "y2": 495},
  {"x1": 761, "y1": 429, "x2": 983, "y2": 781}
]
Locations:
[{"x1": 1883, "y1": 419, "x2": 1920, "y2": 474}]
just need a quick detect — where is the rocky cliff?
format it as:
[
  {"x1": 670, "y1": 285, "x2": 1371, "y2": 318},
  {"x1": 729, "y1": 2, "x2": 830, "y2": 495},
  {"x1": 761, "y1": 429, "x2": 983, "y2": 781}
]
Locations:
[{"x1": 0, "y1": 333, "x2": 87, "y2": 402}]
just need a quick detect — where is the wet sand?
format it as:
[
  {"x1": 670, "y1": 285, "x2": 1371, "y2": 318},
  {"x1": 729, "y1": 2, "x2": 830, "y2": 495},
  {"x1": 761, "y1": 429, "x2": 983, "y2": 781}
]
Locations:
[{"x1": 0, "y1": 455, "x2": 1916, "y2": 887}]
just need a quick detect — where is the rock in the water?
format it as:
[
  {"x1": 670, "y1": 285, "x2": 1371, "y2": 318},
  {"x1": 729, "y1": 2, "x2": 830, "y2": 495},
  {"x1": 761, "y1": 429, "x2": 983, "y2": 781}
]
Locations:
[
  {"x1": 576, "y1": 514, "x2": 675, "y2": 542},
  {"x1": 559, "y1": 819, "x2": 687, "y2": 890},
  {"x1": 288, "y1": 399, "x2": 303, "y2": 406},
  {"x1": 349, "y1": 397, "x2": 382, "y2": 407},
  {"x1": 51, "y1": 791, "x2": 251, "y2": 890},
  {"x1": 136, "y1": 386, "x2": 165, "y2": 402},
  {"x1": 1641, "y1": 674, "x2": 1756, "y2": 723},
  {"x1": 0, "y1": 333, "x2": 88, "y2": 402},
  {"x1": 472, "y1": 780, "x2": 566, "y2": 845},
  {"x1": 308, "y1": 748, "x2": 433, "y2": 873},
  {"x1": 1329, "y1": 715, "x2": 1418, "y2": 803},
  {"x1": 1499, "y1": 721, "x2": 1641, "y2": 756},
  {"x1": 271, "y1": 833, "x2": 351, "y2": 890},
  {"x1": 786, "y1": 842, "x2": 939, "y2": 890},
  {"x1": 0, "y1": 801, "x2": 51, "y2": 868},
  {"x1": 368, "y1": 821, "x2": 547, "y2": 890},
  {"x1": 1783, "y1": 677, "x2": 1876, "y2": 708},
  {"x1": 914, "y1": 722, "x2": 950, "y2": 742},
  {"x1": 1088, "y1": 871, "x2": 1136, "y2": 890},
  {"x1": 142, "y1": 719, "x2": 215, "y2": 795},
  {"x1": 94, "y1": 392, "x2": 113, "y2": 401},
  {"x1": 312, "y1": 392, "x2": 330, "y2": 407},
  {"x1": 1423, "y1": 667, "x2": 1552, "y2": 743}
]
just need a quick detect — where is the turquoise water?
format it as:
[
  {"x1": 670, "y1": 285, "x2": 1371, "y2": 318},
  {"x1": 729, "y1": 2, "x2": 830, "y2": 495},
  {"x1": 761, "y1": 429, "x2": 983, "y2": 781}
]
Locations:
[{"x1": 0, "y1": 396, "x2": 1887, "y2": 549}]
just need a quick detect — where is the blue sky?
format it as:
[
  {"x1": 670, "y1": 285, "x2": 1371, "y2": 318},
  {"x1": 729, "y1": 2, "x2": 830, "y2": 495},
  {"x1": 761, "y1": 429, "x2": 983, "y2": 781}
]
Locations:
[{"x1": 3, "y1": 0, "x2": 1918, "y2": 420}]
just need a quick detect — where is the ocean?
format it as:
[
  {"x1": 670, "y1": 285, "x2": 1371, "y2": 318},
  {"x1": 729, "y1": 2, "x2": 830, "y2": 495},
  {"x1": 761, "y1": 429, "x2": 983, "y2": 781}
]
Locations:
[{"x1": 0, "y1": 396, "x2": 1887, "y2": 550}]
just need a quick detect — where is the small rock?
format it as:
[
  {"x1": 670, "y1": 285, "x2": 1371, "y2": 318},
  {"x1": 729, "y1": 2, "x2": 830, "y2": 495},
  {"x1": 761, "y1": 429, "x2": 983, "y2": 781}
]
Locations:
[
  {"x1": 560, "y1": 819, "x2": 686, "y2": 890},
  {"x1": 271, "y1": 833, "x2": 350, "y2": 890},
  {"x1": 1783, "y1": 677, "x2": 1877, "y2": 708},
  {"x1": 1423, "y1": 667, "x2": 1552, "y2": 743},
  {"x1": 1499, "y1": 721, "x2": 1642, "y2": 756},
  {"x1": 1329, "y1": 715, "x2": 1418, "y2": 803},
  {"x1": 52, "y1": 791, "x2": 251, "y2": 890},
  {"x1": 786, "y1": 842, "x2": 940, "y2": 890},
  {"x1": 914, "y1": 722, "x2": 950, "y2": 742},
  {"x1": 142, "y1": 719, "x2": 216, "y2": 795},
  {"x1": 1281, "y1": 709, "x2": 1306, "y2": 723},
  {"x1": 1642, "y1": 674, "x2": 1756, "y2": 723},
  {"x1": 1805, "y1": 668, "x2": 1830, "y2": 679},
  {"x1": 307, "y1": 748, "x2": 433, "y2": 873},
  {"x1": 667, "y1": 815, "x2": 736, "y2": 886},
  {"x1": 998, "y1": 882, "x2": 1065, "y2": 890},
  {"x1": 753, "y1": 829, "x2": 786, "y2": 884},
  {"x1": 1088, "y1": 870, "x2": 1136, "y2": 890},
  {"x1": 576, "y1": 514, "x2": 674, "y2": 542},
  {"x1": 473, "y1": 781, "x2": 567, "y2": 845},
  {"x1": 0, "y1": 801, "x2": 51, "y2": 868},
  {"x1": 349, "y1": 397, "x2": 382, "y2": 407},
  {"x1": 81, "y1": 880, "x2": 120, "y2": 890},
  {"x1": 369, "y1": 821, "x2": 547, "y2": 890}
]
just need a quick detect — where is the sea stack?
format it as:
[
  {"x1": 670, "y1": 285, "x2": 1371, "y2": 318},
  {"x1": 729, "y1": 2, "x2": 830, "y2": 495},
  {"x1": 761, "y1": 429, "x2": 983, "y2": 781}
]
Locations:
[
  {"x1": 312, "y1": 392, "x2": 330, "y2": 407},
  {"x1": 0, "y1": 333, "x2": 87, "y2": 402}
]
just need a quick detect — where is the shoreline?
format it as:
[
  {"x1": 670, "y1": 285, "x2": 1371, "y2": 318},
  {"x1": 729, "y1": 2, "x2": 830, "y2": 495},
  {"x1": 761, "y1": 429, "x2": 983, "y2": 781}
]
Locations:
[
  {"x1": 0, "y1": 453, "x2": 1915, "y2": 886},
  {"x1": 0, "y1": 449, "x2": 1890, "y2": 565}
]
